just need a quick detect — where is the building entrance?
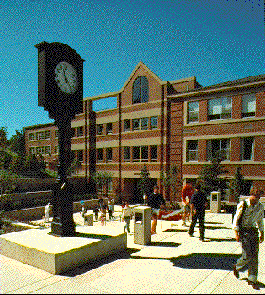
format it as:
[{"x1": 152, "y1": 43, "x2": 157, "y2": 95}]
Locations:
[{"x1": 123, "y1": 178, "x2": 157, "y2": 204}]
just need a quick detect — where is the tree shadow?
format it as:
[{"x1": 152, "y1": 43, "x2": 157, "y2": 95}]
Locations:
[
  {"x1": 204, "y1": 225, "x2": 229, "y2": 230},
  {"x1": 62, "y1": 248, "x2": 141, "y2": 277},
  {"x1": 208, "y1": 237, "x2": 235, "y2": 242},
  {"x1": 148, "y1": 241, "x2": 181, "y2": 247},
  {"x1": 75, "y1": 232, "x2": 112, "y2": 240},
  {"x1": 170, "y1": 253, "x2": 240, "y2": 270},
  {"x1": 164, "y1": 229, "x2": 188, "y2": 233}
]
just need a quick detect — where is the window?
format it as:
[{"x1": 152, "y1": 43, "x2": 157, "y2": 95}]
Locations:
[
  {"x1": 132, "y1": 76, "x2": 149, "y2": 104},
  {"x1": 124, "y1": 146, "x2": 130, "y2": 162},
  {"x1": 55, "y1": 130, "x2": 58, "y2": 138},
  {"x1": 188, "y1": 101, "x2": 199, "y2": 123},
  {"x1": 141, "y1": 146, "x2": 148, "y2": 162},
  {"x1": 44, "y1": 146, "x2": 51, "y2": 155},
  {"x1": 44, "y1": 131, "x2": 50, "y2": 139},
  {"x1": 150, "y1": 116, "x2": 158, "y2": 129},
  {"x1": 132, "y1": 119, "x2": 140, "y2": 131},
  {"x1": 97, "y1": 149, "x2": 103, "y2": 162},
  {"x1": 108, "y1": 180, "x2": 113, "y2": 192},
  {"x1": 141, "y1": 118, "x2": 149, "y2": 130},
  {"x1": 29, "y1": 133, "x2": 35, "y2": 141},
  {"x1": 242, "y1": 94, "x2": 256, "y2": 118},
  {"x1": 36, "y1": 131, "x2": 45, "y2": 140},
  {"x1": 186, "y1": 140, "x2": 198, "y2": 162},
  {"x1": 29, "y1": 147, "x2": 36, "y2": 154},
  {"x1": 36, "y1": 146, "x2": 45, "y2": 154},
  {"x1": 76, "y1": 126, "x2": 83, "y2": 137},
  {"x1": 124, "y1": 119, "x2": 130, "y2": 132},
  {"x1": 150, "y1": 145, "x2": 158, "y2": 162},
  {"x1": 207, "y1": 139, "x2": 230, "y2": 161},
  {"x1": 77, "y1": 150, "x2": 83, "y2": 162},
  {"x1": 208, "y1": 97, "x2": 232, "y2": 120},
  {"x1": 97, "y1": 124, "x2": 103, "y2": 135},
  {"x1": 133, "y1": 146, "x2": 140, "y2": 162},
  {"x1": 106, "y1": 123, "x2": 113, "y2": 134},
  {"x1": 54, "y1": 146, "x2": 59, "y2": 154},
  {"x1": 241, "y1": 137, "x2": 254, "y2": 161},
  {"x1": 106, "y1": 148, "x2": 113, "y2": 161}
]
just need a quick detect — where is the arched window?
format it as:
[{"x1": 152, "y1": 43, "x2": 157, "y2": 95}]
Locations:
[{"x1": 132, "y1": 76, "x2": 149, "y2": 104}]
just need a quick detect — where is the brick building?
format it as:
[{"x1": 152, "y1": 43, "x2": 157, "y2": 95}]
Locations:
[
  {"x1": 24, "y1": 62, "x2": 265, "y2": 203},
  {"x1": 169, "y1": 74, "x2": 265, "y2": 201}
]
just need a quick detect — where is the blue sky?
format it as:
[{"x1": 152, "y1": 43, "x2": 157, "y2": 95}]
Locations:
[{"x1": 0, "y1": 0, "x2": 264, "y2": 139}]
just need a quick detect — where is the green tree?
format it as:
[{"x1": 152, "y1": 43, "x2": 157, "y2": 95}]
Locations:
[
  {"x1": 0, "y1": 127, "x2": 8, "y2": 149},
  {"x1": 161, "y1": 164, "x2": 182, "y2": 202},
  {"x1": 8, "y1": 130, "x2": 26, "y2": 156},
  {"x1": 138, "y1": 165, "x2": 153, "y2": 197},
  {"x1": 91, "y1": 171, "x2": 113, "y2": 197},
  {"x1": 24, "y1": 154, "x2": 46, "y2": 177},
  {"x1": 198, "y1": 156, "x2": 228, "y2": 196},
  {"x1": 0, "y1": 169, "x2": 19, "y2": 195},
  {"x1": 230, "y1": 166, "x2": 245, "y2": 203}
]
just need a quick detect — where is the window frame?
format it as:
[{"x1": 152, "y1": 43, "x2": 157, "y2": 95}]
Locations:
[
  {"x1": 188, "y1": 101, "x2": 199, "y2": 123},
  {"x1": 186, "y1": 140, "x2": 198, "y2": 162},
  {"x1": 208, "y1": 97, "x2": 232, "y2": 121},
  {"x1": 123, "y1": 146, "x2": 131, "y2": 162},
  {"x1": 97, "y1": 124, "x2": 104, "y2": 135},
  {"x1": 242, "y1": 94, "x2": 256, "y2": 118},
  {"x1": 150, "y1": 145, "x2": 158, "y2": 162},
  {"x1": 207, "y1": 139, "x2": 231, "y2": 161},
  {"x1": 241, "y1": 137, "x2": 254, "y2": 161},
  {"x1": 150, "y1": 116, "x2": 158, "y2": 129},
  {"x1": 106, "y1": 123, "x2": 113, "y2": 134},
  {"x1": 132, "y1": 118, "x2": 140, "y2": 131},
  {"x1": 76, "y1": 126, "x2": 83, "y2": 137},
  {"x1": 106, "y1": 147, "x2": 113, "y2": 162},
  {"x1": 97, "y1": 148, "x2": 103, "y2": 162},
  {"x1": 141, "y1": 117, "x2": 149, "y2": 130},
  {"x1": 132, "y1": 76, "x2": 149, "y2": 104},
  {"x1": 124, "y1": 119, "x2": 131, "y2": 132}
]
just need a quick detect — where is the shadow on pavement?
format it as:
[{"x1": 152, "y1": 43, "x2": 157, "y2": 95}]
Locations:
[
  {"x1": 62, "y1": 248, "x2": 141, "y2": 277},
  {"x1": 204, "y1": 225, "x2": 229, "y2": 230},
  {"x1": 208, "y1": 237, "x2": 235, "y2": 242},
  {"x1": 148, "y1": 241, "x2": 181, "y2": 247},
  {"x1": 241, "y1": 278, "x2": 265, "y2": 289},
  {"x1": 164, "y1": 229, "x2": 188, "y2": 233},
  {"x1": 205, "y1": 221, "x2": 223, "y2": 225},
  {"x1": 170, "y1": 253, "x2": 240, "y2": 270}
]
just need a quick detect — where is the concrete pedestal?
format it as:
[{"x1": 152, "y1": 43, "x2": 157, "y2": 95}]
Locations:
[
  {"x1": 210, "y1": 191, "x2": 221, "y2": 213},
  {"x1": 0, "y1": 226, "x2": 126, "y2": 275},
  {"x1": 134, "y1": 206, "x2": 151, "y2": 245}
]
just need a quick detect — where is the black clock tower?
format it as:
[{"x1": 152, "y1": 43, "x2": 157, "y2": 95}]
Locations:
[{"x1": 35, "y1": 41, "x2": 84, "y2": 236}]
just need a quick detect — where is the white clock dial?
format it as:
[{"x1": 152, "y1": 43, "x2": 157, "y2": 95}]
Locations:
[{"x1": 55, "y1": 61, "x2": 78, "y2": 94}]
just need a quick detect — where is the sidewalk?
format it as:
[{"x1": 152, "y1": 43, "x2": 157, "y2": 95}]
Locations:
[{"x1": 1, "y1": 209, "x2": 265, "y2": 294}]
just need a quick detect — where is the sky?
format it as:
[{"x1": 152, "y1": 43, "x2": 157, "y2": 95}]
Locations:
[{"x1": 0, "y1": 0, "x2": 264, "y2": 139}]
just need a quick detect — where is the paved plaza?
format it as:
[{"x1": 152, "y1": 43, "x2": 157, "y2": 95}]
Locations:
[{"x1": 1, "y1": 207, "x2": 265, "y2": 294}]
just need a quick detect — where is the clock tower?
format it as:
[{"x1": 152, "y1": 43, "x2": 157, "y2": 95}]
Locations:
[{"x1": 35, "y1": 42, "x2": 85, "y2": 236}]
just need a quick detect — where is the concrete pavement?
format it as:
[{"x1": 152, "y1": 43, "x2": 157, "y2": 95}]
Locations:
[{"x1": 1, "y1": 208, "x2": 265, "y2": 294}]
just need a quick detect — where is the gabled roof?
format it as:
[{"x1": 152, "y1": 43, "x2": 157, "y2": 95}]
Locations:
[{"x1": 121, "y1": 61, "x2": 163, "y2": 90}]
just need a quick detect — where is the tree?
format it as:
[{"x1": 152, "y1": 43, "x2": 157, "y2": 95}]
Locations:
[
  {"x1": 0, "y1": 169, "x2": 19, "y2": 195},
  {"x1": 138, "y1": 165, "x2": 153, "y2": 197},
  {"x1": 8, "y1": 130, "x2": 26, "y2": 156},
  {"x1": 198, "y1": 155, "x2": 228, "y2": 196},
  {"x1": 230, "y1": 166, "x2": 245, "y2": 203},
  {"x1": 0, "y1": 127, "x2": 8, "y2": 149},
  {"x1": 161, "y1": 164, "x2": 182, "y2": 202},
  {"x1": 24, "y1": 154, "x2": 46, "y2": 177},
  {"x1": 91, "y1": 171, "x2": 113, "y2": 198}
]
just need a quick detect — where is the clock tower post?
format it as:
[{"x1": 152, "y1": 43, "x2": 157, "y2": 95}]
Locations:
[{"x1": 35, "y1": 41, "x2": 84, "y2": 236}]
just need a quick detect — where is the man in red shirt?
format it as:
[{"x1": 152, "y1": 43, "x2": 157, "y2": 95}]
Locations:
[{"x1": 181, "y1": 182, "x2": 194, "y2": 226}]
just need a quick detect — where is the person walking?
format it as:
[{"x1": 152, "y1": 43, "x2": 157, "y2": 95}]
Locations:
[
  {"x1": 122, "y1": 202, "x2": 133, "y2": 233},
  {"x1": 147, "y1": 185, "x2": 166, "y2": 235},
  {"x1": 232, "y1": 187, "x2": 264, "y2": 290},
  {"x1": 108, "y1": 198, "x2": 115, "y2": 220},
  {"x1": 181, "y1": 182, "x2": 194, "y2": 226},
  {"x1": 188, "y1": 182, "x2": 207, "y2": 241}
]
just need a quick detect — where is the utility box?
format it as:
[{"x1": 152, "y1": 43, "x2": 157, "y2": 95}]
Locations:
[
  {"x1": 210, "y1": 191, "x2": 221, "y2": 213},
  {"x1": 134, "y1": 206, "x2": 151, "y2": 245},
  {"x1": 84, "y1": 212, "x2": 93, "y2": 226}
]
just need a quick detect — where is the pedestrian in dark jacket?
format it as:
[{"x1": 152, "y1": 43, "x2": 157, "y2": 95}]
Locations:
[{"x1": 188, "y1": 182, "x2": 207, "y2": 241}]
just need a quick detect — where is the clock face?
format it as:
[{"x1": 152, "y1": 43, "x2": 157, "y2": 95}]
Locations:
[{"x1": 55, "y1": 61, "x2": 78, "y2": 94}]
